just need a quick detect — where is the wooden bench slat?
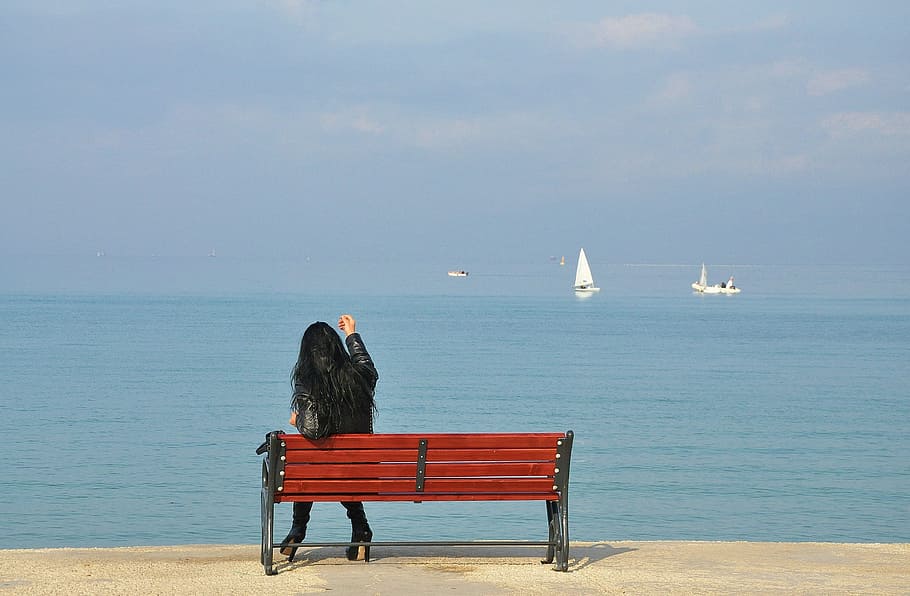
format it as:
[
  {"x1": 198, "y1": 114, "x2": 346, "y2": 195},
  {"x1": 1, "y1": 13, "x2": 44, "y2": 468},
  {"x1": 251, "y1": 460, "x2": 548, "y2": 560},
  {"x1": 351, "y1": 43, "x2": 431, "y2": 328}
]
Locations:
[
  {"x1": 284, "y1": 448, "x2": 416, "y2": 463},
  {"x1": 284, "y1": 461, "x2": 556, "y2": 479},
  {"x1": 284, "y1": 462, "x2": 418, "y2": 478},
  {"x1": 280, "y1": 433, "x2": 565, "y2": 450},
  {"x1": 280, "y1": 477, "x2": 556, "y2": 495},
  {"x1": 283, "y1": 447, "x2": 558, "y2": 464},
  {"x1": 423, "y1": 448, "x2": 557, "y2": 462},
  {"x1": 275, "y1": 492, "x2": 558, "y2": 503}
]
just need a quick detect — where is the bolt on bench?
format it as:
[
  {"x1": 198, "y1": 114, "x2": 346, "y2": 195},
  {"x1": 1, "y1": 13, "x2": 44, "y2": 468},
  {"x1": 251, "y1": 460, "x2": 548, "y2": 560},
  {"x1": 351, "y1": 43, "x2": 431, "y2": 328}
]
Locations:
[{"x1": 257, "y1": 430, "x2": 574, "y2": 575}]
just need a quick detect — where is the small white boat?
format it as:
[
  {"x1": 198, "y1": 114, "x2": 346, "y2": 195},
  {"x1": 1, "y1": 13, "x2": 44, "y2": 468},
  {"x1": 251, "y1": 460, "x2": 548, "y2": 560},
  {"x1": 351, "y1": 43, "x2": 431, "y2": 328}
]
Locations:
[
  {"x1": 573, "y1": 248, "x2": 600, "y2": 293},
  {"x1": 691, "y1": 263, "x2": 740, "y2": 294},
  {"x1": 448, "y1": 270, "x2": 469, "y2": 277}
]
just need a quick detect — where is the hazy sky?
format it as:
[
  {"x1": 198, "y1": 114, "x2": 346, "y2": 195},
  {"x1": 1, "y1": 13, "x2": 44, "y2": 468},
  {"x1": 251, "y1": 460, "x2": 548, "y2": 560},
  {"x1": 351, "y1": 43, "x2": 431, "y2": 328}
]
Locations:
[{"x1": 2, "y1": 1, "x2": 908, "y2": 265}]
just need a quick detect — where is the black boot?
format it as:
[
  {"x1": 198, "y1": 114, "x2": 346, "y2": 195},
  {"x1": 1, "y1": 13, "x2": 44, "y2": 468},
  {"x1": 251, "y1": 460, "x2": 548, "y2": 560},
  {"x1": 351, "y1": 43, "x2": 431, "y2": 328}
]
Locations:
[
  {"x1": 343, "y1": 502, "x2": 372, "y2": 562},
  {"x1": 347, "y1": 524, "x2": 373, "y2": 562},
  {"x1": 280, "y1": 502, "x2": 312, "y2": 561}
]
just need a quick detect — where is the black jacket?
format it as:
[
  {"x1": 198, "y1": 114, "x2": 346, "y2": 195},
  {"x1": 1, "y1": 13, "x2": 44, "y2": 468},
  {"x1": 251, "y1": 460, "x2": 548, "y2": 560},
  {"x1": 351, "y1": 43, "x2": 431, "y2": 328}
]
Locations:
[
  {"x1": 340, "y1": 332, "x2": 378, "y2": 433},
  {"x1": 293, "y1": 332, "x2": 378, "y2": 435}
]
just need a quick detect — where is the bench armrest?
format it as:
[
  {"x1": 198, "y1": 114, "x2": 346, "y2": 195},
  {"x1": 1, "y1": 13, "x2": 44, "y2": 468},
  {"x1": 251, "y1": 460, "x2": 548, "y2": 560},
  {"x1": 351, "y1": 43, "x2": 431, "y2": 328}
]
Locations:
[{"x1": 255, "y1": 430, "x2": 285, "y2": 455}]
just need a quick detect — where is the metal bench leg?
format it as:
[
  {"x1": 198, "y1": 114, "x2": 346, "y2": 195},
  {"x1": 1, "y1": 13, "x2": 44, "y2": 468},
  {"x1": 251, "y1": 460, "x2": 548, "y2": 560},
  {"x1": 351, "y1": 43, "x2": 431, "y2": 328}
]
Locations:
[
  {"x1": 552, "y1": 430, "x2": 573, "y2": 571},
  {"x1": 261, "y1": 460, "x2": 276, "y2": 575},
  {"x1": 555, "y1": 493, "x2": 570, "y2": 571},
  {"x1": 541, "y1": 501, "x2": 557, "y2": 564}
]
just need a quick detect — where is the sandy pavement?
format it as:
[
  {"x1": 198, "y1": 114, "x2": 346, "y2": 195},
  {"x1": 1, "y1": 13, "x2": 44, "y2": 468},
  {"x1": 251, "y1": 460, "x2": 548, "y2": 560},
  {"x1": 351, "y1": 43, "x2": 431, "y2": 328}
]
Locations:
[{"x1": 1, "y1": 541, "x2": 908, "y2": 595}]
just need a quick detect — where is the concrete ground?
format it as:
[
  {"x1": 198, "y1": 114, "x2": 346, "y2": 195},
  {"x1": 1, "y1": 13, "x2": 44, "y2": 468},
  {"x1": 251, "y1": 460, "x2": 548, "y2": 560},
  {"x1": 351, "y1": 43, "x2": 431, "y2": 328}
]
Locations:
[{"x1": 1, "y1": 541, "x2": 908, "y2": 595}]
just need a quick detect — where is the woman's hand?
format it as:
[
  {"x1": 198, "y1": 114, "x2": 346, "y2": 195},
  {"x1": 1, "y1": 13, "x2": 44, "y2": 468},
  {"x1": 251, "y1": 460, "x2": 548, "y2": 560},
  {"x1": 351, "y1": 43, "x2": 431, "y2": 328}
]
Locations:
[{"x1": 338, "y1": 314, "x2": 356, "y2": 336}]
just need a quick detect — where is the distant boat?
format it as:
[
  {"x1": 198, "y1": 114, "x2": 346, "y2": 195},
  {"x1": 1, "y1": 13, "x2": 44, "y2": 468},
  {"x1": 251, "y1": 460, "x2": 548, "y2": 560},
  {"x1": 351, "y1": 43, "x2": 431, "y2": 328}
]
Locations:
[
  {"x1": 573, "y1": 248, "x2": 600, "y2": 293},
  {"x1": 691, "y1": 263, "x2": 741, "y2": 294},
  {"x1": 448, "y1": 270, "x2": 468, "y2": 277},
  {"x1": 560, "y1": 256, "x2": 565, "y2": 266}
]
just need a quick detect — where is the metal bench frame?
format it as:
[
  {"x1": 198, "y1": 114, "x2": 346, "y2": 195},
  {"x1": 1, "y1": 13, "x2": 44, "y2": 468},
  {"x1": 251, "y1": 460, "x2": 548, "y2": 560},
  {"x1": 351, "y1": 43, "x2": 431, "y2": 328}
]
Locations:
[{"x1": 258, "y1": 430, "x2": 574, "y2": 575}]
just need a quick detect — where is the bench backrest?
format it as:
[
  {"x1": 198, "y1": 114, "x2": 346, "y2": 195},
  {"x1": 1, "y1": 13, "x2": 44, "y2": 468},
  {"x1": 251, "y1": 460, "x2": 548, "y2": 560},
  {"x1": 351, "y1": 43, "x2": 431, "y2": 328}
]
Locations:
[{"x1": 266, "y1": 432, "x2": 573, "y2": 503}]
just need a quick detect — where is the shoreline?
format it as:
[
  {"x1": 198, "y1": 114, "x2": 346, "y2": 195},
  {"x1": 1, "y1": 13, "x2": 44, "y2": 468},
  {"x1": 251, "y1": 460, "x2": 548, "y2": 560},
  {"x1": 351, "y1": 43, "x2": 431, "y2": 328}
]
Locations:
[{"x1": 1, "y1": 541, "x2": 908, "y2": 595}]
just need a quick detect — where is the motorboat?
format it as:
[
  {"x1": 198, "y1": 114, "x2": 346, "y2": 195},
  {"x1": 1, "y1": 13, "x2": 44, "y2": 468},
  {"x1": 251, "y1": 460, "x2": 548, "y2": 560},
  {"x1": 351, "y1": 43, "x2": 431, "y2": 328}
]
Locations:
[{"x1": 691, "y1": 263, "x2": 741, "y2": 294}]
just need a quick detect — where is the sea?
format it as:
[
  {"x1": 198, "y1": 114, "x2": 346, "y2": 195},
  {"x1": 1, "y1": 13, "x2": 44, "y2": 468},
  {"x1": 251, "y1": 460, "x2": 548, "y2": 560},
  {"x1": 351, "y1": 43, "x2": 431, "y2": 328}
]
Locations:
[{"x1": 1, "y1": 256, "x2": 908, "y2": 548}]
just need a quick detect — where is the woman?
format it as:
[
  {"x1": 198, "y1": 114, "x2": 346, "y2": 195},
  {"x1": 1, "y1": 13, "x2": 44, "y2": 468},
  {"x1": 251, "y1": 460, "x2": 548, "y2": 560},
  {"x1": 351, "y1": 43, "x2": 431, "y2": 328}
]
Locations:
[{"x1": 280, "y1": 314, "x2": 378, "y2": 562}]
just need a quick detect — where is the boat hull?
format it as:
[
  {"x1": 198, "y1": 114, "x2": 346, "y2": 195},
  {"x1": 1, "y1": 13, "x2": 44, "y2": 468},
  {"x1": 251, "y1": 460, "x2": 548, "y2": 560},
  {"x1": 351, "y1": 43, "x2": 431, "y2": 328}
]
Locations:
[{"x1": 692, "y1": 283, "x2": 740, "y2": 294}]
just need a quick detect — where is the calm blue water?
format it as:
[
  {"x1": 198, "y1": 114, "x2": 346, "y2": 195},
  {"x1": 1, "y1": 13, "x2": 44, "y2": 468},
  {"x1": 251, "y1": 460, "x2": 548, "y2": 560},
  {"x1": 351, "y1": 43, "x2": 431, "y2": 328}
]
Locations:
[{"x1": 1, "y1": 258, "x2": 908, "y2": 547}]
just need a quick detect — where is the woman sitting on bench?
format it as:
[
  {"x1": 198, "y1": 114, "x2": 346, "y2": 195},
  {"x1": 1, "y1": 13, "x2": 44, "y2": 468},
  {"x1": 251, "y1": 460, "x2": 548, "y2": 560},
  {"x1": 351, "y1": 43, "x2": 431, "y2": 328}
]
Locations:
[{"x1": 281, "y1": 314, "x2": 379, "y2": 562}]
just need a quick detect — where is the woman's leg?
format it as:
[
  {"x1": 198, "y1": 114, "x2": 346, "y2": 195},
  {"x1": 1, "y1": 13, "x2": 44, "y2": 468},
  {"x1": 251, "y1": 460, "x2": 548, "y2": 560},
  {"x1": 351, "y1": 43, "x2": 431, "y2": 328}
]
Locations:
[
  {"x1": 341, "y1": 501, "x2": 372, "y2": 561},
  {"x1": 280, "y1": 501, "x2": 313, "y2": 559}
]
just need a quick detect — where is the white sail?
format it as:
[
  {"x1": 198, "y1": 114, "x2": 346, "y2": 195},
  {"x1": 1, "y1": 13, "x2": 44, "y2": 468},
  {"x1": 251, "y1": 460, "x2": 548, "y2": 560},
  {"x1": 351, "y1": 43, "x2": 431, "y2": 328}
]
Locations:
[
  {"x1": 573, "y1": 248, "x2": 600, "y2": 292},
  {"x1": 699, "y1": 263, "x2": 707, "y2": 287}
]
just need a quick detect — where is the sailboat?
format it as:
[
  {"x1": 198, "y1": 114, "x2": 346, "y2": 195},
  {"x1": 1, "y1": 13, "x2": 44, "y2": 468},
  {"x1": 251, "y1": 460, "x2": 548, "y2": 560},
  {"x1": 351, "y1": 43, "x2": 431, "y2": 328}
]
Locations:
[
  {"x1": 691, "y1": 263, "x2": 741, "y2": 294},
  {"x1": 573, "y1": 248, "x2": 600, "y2": 293}
]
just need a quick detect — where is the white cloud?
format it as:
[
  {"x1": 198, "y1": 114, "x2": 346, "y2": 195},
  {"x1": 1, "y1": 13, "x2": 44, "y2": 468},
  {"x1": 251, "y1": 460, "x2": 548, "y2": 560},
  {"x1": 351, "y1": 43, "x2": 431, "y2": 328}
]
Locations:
[
  {"x1": 274, "y1": 0, "x2": 319, "y2": 20},
  {"x1": 765, "y1": 154, "x2": 810, "y2": 174},
  {"x1": 408, "y1": 111, "x2": 550, "y2": 150},
  {"x1": 807, "y1": 69, "x2": 869, "y2": 96},
  {"x1": 413, "y1": 119, "x2": 483, "y2": 148},
  {"x1": 321, "y1": 108, "x2": 537, "y2": 150},
  {"x1": 648, "y1": 72, "x2": 693, "y2": 107},
  {"x1": 744, "y1": 13, "x2": 789, "y2": 32},
  {"x1": 768, "y1": 59, "x2": 808, "y2": 79},
  {"x1": 577, "y1": 13, "x2": 697, "y2": 50},
  {"x1": 728, "y1": 14, "x2": 790, "y2": 33},
  {"x1": 821, "y1": 112, "x2": 910, "y2": 137},
  {"x1": 320, "y1": 108, "x2": 385, "y2": 135}
]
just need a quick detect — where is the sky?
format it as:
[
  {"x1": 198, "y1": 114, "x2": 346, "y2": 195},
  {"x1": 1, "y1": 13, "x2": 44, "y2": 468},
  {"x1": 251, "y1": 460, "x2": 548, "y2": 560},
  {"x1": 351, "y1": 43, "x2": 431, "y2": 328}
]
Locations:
[{"x1": 2, "y1": 1, "x2": 908, "y2": 266}]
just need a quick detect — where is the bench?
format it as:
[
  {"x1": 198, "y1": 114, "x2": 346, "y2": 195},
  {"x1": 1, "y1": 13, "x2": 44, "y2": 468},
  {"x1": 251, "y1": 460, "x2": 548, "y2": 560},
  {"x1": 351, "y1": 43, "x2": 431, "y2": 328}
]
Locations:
[{"x1": 257, "y1": 430, "x2": 574, "y2": 575}]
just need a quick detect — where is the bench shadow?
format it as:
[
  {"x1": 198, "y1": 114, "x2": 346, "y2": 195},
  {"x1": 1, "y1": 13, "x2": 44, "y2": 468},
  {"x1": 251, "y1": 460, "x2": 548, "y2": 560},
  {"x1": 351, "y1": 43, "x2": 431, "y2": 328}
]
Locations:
[
  {"x1": 568, "y1": 543, "x2": 637, "y2": 571},
  {"x1": 274, "y1": 542, "x2": 635, "y2": 574}
]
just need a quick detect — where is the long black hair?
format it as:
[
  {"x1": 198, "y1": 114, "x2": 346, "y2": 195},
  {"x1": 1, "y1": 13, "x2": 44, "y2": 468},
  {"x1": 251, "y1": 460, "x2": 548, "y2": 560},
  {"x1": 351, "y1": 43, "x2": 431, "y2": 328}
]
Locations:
[{"x1": 290, "y1": 322, "x2": 375, "y2": 429}]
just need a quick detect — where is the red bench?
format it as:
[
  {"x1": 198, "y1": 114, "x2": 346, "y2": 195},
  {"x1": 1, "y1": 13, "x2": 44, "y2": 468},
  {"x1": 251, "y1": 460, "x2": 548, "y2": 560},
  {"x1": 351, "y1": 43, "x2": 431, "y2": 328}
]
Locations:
[{"x1": 257, "y1": 430, "x2": 574, "y2": 575}]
